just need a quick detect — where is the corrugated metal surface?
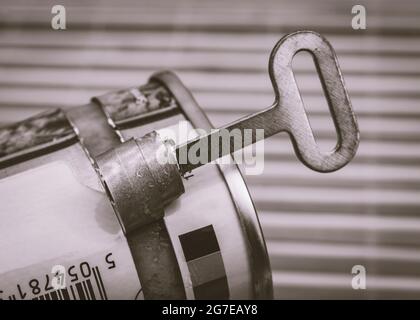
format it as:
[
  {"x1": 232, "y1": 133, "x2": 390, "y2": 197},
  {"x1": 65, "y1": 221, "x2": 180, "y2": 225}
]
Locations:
[{"x1": 1, "y1": 0, "x2": 419, "y2": 299}]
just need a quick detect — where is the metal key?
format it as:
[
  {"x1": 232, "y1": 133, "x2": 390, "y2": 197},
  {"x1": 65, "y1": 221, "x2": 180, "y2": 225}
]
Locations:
[
  {"x1": 96, "y1": 31, "x2": 360, "y2": 233},
  {"x1": 175, "y1": 31, "x2": 359, "y2": 174}
]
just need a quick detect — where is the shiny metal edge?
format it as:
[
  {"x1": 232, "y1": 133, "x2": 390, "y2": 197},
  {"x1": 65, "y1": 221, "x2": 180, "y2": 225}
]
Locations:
[{"x1": 151, "y1": 70, "x2": 273, "y2": 299}]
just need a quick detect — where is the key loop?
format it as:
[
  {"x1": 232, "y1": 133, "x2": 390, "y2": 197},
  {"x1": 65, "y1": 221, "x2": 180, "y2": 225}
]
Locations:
[{"x1": 269, "y1": 31, "x2": 359, "y2": 172}]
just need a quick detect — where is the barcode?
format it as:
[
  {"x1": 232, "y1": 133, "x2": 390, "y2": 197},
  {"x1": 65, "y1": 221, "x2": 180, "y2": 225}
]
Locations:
[{"x1": 31, "y1": 266, "x2": 108, "y2": 300}]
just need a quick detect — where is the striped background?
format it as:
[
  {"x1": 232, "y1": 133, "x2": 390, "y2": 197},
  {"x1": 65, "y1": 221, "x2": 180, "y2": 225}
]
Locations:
[{"x1": 1, "y1": 0, "x2": 419, "y2": 299}]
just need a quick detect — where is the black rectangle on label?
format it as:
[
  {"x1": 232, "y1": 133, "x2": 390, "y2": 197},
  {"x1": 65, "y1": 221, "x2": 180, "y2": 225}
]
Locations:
[
  {"x1": 193, "y1": 276, "x2": 229, "y2": 300},
  {"x1": 179, "y1": 225, "x2": 220, "y2": 262}
]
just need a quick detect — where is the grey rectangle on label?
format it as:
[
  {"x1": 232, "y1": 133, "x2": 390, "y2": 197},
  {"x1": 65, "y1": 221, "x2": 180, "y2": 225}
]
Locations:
[{"x1": 187, "y1": 251, "x2": 226, "y2": 287}]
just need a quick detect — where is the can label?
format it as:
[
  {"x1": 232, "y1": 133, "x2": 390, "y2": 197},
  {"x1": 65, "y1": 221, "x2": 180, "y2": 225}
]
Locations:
[{"x1": 0, "y1": 161, "x2": 142, "y2": 300}]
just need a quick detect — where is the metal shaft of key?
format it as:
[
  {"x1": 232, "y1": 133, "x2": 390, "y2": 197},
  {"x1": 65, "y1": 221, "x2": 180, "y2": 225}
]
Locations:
[{"x1": 175, "y1": 108, "x2": 277, "y2": 175}]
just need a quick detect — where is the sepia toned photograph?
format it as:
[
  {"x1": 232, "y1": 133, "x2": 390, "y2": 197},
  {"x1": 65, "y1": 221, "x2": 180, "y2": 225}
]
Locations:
[{"x1": 0, "y1": 0, "x2": 419, "y2": 307}]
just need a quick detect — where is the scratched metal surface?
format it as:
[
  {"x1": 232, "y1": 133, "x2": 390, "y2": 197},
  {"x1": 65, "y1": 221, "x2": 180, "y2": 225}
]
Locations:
[{"x1": 0, "y1": 0, "x2": 420, "y2": 299}]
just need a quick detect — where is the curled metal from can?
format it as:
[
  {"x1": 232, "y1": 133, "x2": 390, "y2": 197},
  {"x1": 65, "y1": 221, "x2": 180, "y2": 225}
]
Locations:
[{"x1": 95, "y1": 131, "x2": 184, "y2": 234}]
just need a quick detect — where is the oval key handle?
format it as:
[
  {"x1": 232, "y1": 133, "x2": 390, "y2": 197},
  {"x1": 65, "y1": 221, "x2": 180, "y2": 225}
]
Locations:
[{"x1": 269, "y1": 30, "x2": 359, "y2": 172}]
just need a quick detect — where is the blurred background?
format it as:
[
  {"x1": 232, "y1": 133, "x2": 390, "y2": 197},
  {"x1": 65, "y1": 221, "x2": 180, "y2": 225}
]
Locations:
[{"x1": 0, "y1": 0, "x2": 419, "y2": 299}]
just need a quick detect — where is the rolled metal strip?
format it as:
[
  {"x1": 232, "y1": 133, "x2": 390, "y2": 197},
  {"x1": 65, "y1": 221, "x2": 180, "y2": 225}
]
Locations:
[
  {"x1": 66, "y1": 102, "x2": 123, "y2": 159},
  {"x1": 95, "y1": 131, "x2": 185, "y2": 234},
  {"x1": 128, "y1": 220, "x2": 187, "y2": 299}
]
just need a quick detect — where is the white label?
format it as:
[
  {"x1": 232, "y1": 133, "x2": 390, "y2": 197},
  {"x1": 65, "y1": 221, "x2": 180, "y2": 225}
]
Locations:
[{"x1": 0, "y1": 161, "x2": 142, "y2": 300}]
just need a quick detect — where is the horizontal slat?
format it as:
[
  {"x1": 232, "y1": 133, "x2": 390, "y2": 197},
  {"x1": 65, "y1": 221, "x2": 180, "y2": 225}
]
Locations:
[
  {"x1": 260, "y1": 212, "x2": 420, "y2": 246},
  {"x1": 196, "y1": 92, "x2": 420, "y2": 117},
  {"x1": 241, "y1": 159, "x2": 420, "y2": 188},
  {"x1": 259, "y1": 139, "x2": 420, "y2": 165},
  {"x1": 268, "y1": 241, "x2": 420, "y2": 277},
  {"x1": 252, "y1": 184, "x2": 420, "y2": 209},
  {"x1": 1, "y1": 30, "x2": 420, "y2": 55},
  {"x1": 1, "y1": 3, "x2": 419, "y2": 34},
  {"x1": 259, "y1": 209, "x2": 420, "y2": 249},
  {"x1": 273, "y1": 271, "x2": 420, "y2": 299},
  {"x1": 1, "y1": 0, "x2": 419, "y2": 13},
  {"x1": 1, "y1": 47, "x2": 420, "y2": 75},
  {"x1": 1, "y1": 68, "x2": 419, "y2": 95}
]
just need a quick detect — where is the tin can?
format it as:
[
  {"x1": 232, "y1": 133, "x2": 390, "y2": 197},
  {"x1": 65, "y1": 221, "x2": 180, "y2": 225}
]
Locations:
[{"x1": 0, "y1": 71, "x2": 272, "y2": 300}]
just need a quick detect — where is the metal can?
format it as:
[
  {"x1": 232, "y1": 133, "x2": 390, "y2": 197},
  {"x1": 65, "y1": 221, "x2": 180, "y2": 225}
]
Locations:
[{"x1": 0, "y1": 71, "x2": 272, "y2": 300}]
